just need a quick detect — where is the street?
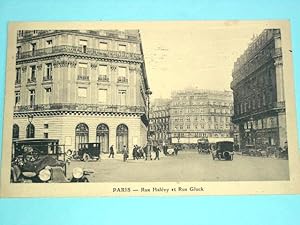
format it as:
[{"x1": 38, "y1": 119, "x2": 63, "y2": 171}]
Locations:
[{"x1": 66, "y1": 150, "x2": 289, "y2": 182}]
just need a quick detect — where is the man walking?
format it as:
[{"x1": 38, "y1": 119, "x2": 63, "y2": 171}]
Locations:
[
  {"x1": 154, "y1": 145, "x2": 161, "y2": 160},
  {"x1": 122, "y1": 145, "x2": 129, "y2": 162},
  {"x1": 109, "y1": 145, "x2": 114, "y2": 158}
]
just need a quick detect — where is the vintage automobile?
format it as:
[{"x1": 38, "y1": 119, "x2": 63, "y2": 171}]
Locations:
[
  {"x1": 197, "y1": 138, "x2": 210, "y2": 154},
  {"x1": 10, "y1": 139, "x2": 93, "y2": 183},
  {"x1": 212, "y1": 141, "x2": 234, "y2": 161},
  {"x1": 77, "y1": 143, "x2": 101, "y2": 161}
]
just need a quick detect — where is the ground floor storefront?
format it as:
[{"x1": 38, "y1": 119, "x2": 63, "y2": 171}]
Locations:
[{"x1": 12, "y1": 112, "x2": 147, "y2": 155}]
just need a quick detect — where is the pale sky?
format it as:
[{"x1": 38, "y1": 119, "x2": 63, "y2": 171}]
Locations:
[{"x1": 139, "y1": 22, "x2": 266, "y2": 100}]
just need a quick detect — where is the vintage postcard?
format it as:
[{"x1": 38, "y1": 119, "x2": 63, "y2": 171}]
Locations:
[{"x1": 1, "y1": 21, "x2": 300, "y2": 197}]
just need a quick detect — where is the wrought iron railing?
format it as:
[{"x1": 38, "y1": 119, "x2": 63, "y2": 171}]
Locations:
[
  {"x1": 14, "y1": 103, "x2": 146, "y2": 114},
  {"x1": 98, "y1": 75, "x2": 109, "y2": 82},
  {"x1": 27, "y1": 77, "x2": 36, "y2": 83},
  {"x1": 43, "y1": 76, "x2": 53, "y2": 81},
  {"x1": 16, "y1": 45, "x2": 143, "y2": 61},
  {"x1": 117, "y1": 76, "x2": 128, "y2": 83},
  {"x1": 77, "y1": 75, "x2": 89, "y2": 81}
]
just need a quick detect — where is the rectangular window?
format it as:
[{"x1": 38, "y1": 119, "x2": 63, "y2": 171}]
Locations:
[
  {"x1": 30, "y1": 65, "x2": 36, "y2": 81},
  {"x1": 99, "y1": 42, "x2": 108, "y2": 50},
  {"x1": 44, "y1": 124, "x2": 49, "y2": 129},
  {"x1": 16, "y1": 46, "x2": 21, "y2": 58},
  {"x1": 99, "y1": 65, "x2": 107, "y2": 75},
  {"x1": 44, "y1": 133, "x2": 49, "y2": 138},
  {"x1": 78, "y1": 63, "x2": 88, "y2": 75},
  {"x1": 15, "y1": 91, "x2": 20, "y2": 105},
  {"x1": 16, "y1": 68, "x2": 21, "y2": 84},
  {"x1": 118, "y1": 44, "x2": 126, "y2": 51},
  {"x1": 118, "y1": 90, "x2": 126, "y2": 105},
  {"x1": 78, "y1": 87, "x2": 87, "y2": 97},
  {"x1": 29, "y1": 90, "x2": 35, "y2": 106},
  {"x1": 46, "y1": 63, "x2": 52, "y2": 80},
  {"x1": 98, "y1": 89, "x2": 107, "y2": 104},
  {"x1": 44, "y1": 87, "x2": 52, "y2": 104},
  {"x1": 78, "y1": 63, "x2": 88, "y2": 80},
  {"x1": 118, "y1": 67, "x2": 127, "y2": 77},
  {"x1": 31, "y1": 43, "x2": 36, "y2": 56}
]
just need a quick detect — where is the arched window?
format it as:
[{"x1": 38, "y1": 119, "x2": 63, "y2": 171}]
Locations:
[
  {"x1": 12, "y1": 124, "x2": 19, "y2": 139},
  {"x1": 26, "y1": 123, "x2": 35, "y2": 138},
  {"x1": 75, "y1": 123, "x2": 89, "y2": 150},
  {"x1": 116, "y1": 124, "x2": 128, "y2": 153},
  {"x1": 96, "y1": 123, "x2": 109, "y2": 153}
]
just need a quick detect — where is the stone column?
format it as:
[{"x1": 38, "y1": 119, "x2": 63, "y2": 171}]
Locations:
[
  {"x1": 21, "y1": 66, "x2": 28, "y2": 105},
  {"x1": 36, "y1": 62, "x2": 43, "y2": 104},
  {"x1": 90, "y1": 61, "x2": 98, "y2": 104},
  {"x1": 110, "y1": 65, "x2": 117, "y2": 105}
]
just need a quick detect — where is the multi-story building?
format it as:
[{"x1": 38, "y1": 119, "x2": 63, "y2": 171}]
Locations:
[
  {"x1": 12, "y1": 29, "x2": 150, "y2": 154},
  {"x1": 231, "y1": 29, "x2": 286, "y2": 150},
  {"x1": 169, "y1": 89, "x2": 233, "y2": 144},
  {"x1": 149, "y1": 98, "x2": 171, "y2": 145}
]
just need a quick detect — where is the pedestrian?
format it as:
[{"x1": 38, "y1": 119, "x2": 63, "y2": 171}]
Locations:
[
  {"x1": 154, "y1": 145, "x2": 161, "y2": 160},
  {"x1": 143, "y1": 145, "x2": 148, "y2": 160},
  {"x1": 122, "y1": 145, "x2": 129, "y2": 162},
  {"x1": 109, "y1": 145, "x2": 114, "y2": 158},
  {"x1": 174, "y1": 145, "x2": 179, "y2": 156},
  {"x1": 132, "y1": 145, "x2": 138, "y2": 160}
]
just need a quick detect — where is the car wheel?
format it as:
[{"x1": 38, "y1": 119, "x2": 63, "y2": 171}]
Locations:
[{"x1": 83, "y1": 153, "x2": 90, "y2": 162}]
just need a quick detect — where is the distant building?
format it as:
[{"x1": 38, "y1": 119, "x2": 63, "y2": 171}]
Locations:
[
  {"x1": 169, "y1": 89, "x2": 233, "y2": 144},
  {"x1": 13, "y1": 29, "x2": 150, "y2": 154},
  {"x1": 231, "y1": 29, "x2": 286, "y2": 150},
  {"x1": 149, "y1": 98, "x2": 171, "y2": 145}
]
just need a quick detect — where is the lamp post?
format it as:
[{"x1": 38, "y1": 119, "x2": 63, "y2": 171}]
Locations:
[{"x1": 145, "y1": 88, "x2": 152, "y2": 143}]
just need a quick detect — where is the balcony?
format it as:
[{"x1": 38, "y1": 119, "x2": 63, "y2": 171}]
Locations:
[
  {"x1": 117, "y1": 76, "x2": 128, "y2": 83},
  {"x1": 15, "y1": 80, "x2": 21, "y2": 85},
  {"x1": 231, "y1": 101, "x2": 285, "y2": 122},
  {"x1": 77, "y1": 75, "x2": 90, "y2": 81},
  {"x1": 43, "y1": 75, "x2": 53, "y2": 82},
  {"x1": 14, "y1": 103, "x2": 146, "y2": 114},
  {"x1": 98, "y1": 75, "x2": 109, "y2": 82},
  {"x1": 16, "y1": 45, "x2": 143, "y2": 62},
  {"x1": 27, "y1": 77, "x2": 36, "y2": 83}
]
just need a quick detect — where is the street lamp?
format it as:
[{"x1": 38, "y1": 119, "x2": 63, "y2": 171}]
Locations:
[
  {"x1": 145, "y1": 88, "x2": 152, "y2": 141},
  {"x1": 145, "y1": 88, "x2": 152, "y2": 160}
]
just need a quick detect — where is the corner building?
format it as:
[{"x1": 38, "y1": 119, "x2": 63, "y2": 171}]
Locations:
[
  {"x1": 169, "y1": 89, "x2": 233, "y2": 144},
  {"x1": 231, "y1": 29, "x2": 286, "y2": 150},
  {"x1": 13, "y1": 30, "x2": 150, "y2": 154}
]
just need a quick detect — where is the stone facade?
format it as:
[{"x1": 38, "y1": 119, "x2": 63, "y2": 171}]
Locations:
[
  {"x1": 13, "y1": 30, "x2": 150, "y2": 154},
  {"x1": 151, "y1": 89, "x2": 233, "y2": 145},
  {"x1": 149, "y1": 98, "x2": 171, "y2": 145},
  {"x1": 230, "y1": 29, "x2": 286, "y2": 150}
]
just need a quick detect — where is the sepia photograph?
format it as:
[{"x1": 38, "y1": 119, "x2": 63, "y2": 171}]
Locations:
[{"x1": 1, "y1": 21, "x2": 299, "y2": 197}]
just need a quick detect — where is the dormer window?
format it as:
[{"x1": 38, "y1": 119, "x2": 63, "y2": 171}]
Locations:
[
  {"x1": 79, "y1": 40, "x2": 87, "y2": 53},
  {"x1": 118, "y1": 44, "x2": 126, "y2": 52}
]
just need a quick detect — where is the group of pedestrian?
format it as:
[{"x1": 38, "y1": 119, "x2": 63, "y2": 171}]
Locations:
[
  {"x1": 107, "y1": 144, "x2": 163, "y2": 162},
  {"x1": 132, "y1": 145, "x2": 145, "y2": 160}
]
